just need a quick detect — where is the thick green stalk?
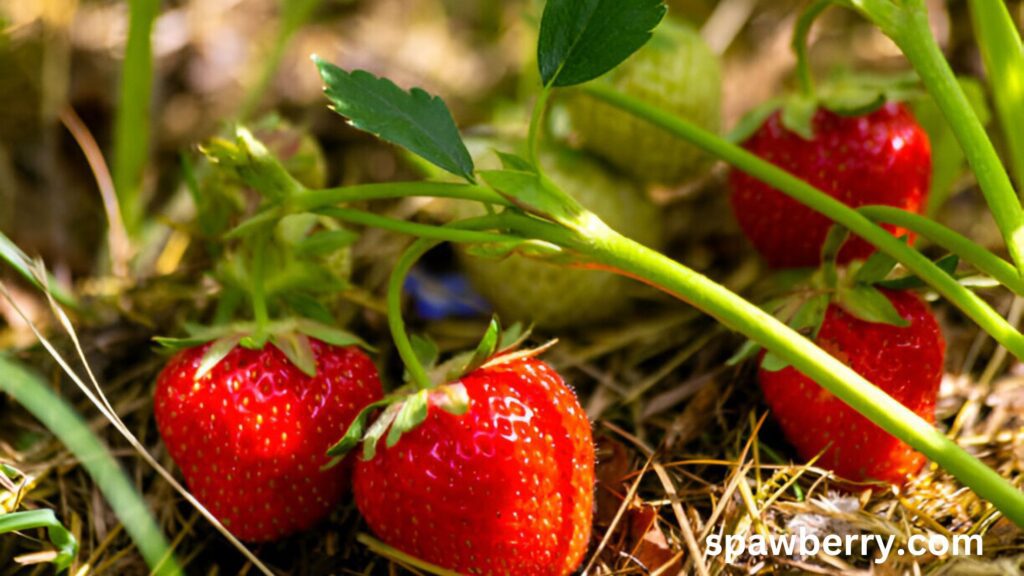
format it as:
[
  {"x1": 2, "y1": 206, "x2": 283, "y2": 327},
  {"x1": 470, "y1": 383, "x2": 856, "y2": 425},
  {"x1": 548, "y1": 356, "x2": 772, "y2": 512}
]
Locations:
[
  {"x1": 582, "y1": 83, "x2": 1024, "y2": 360},
  {"x1": 969, "y1": 0, "x2": 1024, "y2": 191},
  {"x1": 854, "y1": 0, "x2": 1024, "y2": 275},
  {"x1": 0, "y1": 356, "x2": 181, "y2": 574},
  {"x1": 859, "y1": 205, "x2": 1024, "y2": 295}
]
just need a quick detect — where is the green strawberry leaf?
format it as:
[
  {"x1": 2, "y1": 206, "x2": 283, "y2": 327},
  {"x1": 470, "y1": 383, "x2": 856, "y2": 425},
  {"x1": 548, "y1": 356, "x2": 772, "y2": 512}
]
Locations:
[
  {"x1": 385, "y1": 390, "x2": 429, "y2": 448},
  {"x1": 195, "y1": 335, "x2": 241, "y2": 380},
  {"x1": 270, "y1": 332, "x2": 318, "y2": 377},
  {"x1": 410, "y1": 334, "x2": 440, "y2": 372},
  {"x1": 325, "y1": 397, "x2": 394, "y2": 460},
  {"x1": 760, "y1": 352, "x2": 789, "y2": 372},
  {"x1": 537, "y1": 0, "x2": 666, "y2": 88},
  {"x1": 461, "y1": 316, "x2": 502, "y2": 376},
  {"x1": 791, "y1": 294, "x2": 829, "y2": 338},
  {"x1": 153, "y1": 323, "x2": 237, "y2": 350},
  {"x1": 728, "y1": 99, "x2": 783, "y2": 143},
  {"x1": 726, "y1": 339, "x2": 762, "y2": 367},
  {"x1": 877, "y1": 254, "x2": 959, "y2": 290},
  {"x1": 296, "y1": 319, "x2": 373, "y2": 351},
  {"x1": 836, "y1": 284, "x2": 910, "y2": 327},
  {"x1": 282, "y1": 292, "x2": 337, "y2": 325},
  {"x1": 479, "y1": 169, "x2": 584, "y2": 227},
  {"x1": 293, "y1": 228, "x2": 359, "y2": 256},
  {"x1": 854, "y1": 249, "x2": 899, "y2": 285},
  {"x1": 315, "y1": 59, "x2": 475, "y2": 182},
  {"x1": 780, "y1": 95, "x2": 817, "y2": 140},
  {"x1": 822, "y1": 91, "x2": 886, "y2": 117},
  {"x1": 820, "y1": 225, "x2": 849, "y2": 288},
  {"x1": 818, "y1": 70, "x2": 921, "y2": 117},
  {"x1": 362, "y1": 402, "x2": 402, "y2": 461},
  {"x1": 497, "y1": 322, "x2": 530, "y2": 352},
  {"x1": 494, "y1": 150, "x2": 535, "y2": 172}
]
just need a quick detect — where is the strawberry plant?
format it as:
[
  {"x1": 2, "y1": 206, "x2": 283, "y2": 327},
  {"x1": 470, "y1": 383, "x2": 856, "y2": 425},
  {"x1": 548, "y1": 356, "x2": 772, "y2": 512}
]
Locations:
[
  {"x1": 269, "y1": 0, "x2": 1024, "y2": 536},
  {"x1": 4, "y1": 0, "x2": 1024, "y2": 573}
]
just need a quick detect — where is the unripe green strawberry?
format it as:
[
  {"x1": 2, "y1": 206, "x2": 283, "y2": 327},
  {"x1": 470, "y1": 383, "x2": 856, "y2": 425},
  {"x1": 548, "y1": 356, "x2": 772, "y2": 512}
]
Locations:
[
  {"x1": 455, "y1": 145, "x2": 662, "y2": 329},
  {"x1": 567, "y1": 20, "x2": 722, "y2": 184}
]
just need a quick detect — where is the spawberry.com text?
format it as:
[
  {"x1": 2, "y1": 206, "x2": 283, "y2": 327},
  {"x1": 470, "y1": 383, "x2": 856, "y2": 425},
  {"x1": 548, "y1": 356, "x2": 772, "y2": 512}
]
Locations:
[{"x1": 705, "y1": 531, "x2": 983, "y2": 564}]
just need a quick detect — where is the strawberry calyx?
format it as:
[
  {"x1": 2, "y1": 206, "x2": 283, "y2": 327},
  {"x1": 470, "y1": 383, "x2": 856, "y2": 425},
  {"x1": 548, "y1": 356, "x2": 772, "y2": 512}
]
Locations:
[
  {"x1": 729, "y1": 224, "x2": 962, "y2": 371},
  {"x1": 324, "y1": 316, "x2": 553, "y2": 464},
  {"x1": 729, "y1": 72, "x2": 923, "y2": 143},
  {"x1": 155, "y1": 318, "x2": 370, "y2": 379}
]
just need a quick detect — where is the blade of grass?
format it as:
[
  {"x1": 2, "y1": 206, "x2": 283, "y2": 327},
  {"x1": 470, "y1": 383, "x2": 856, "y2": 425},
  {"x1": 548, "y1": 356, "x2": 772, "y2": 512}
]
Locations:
[
  {"x1": 0, "y1": 356, "x2": 181, "y2": 575},
  {"x1": 0, "y1": 230, "x2": 76, "y2": 308},
  {"x1": 970, "y1": 0, "x2": 1024, "y2": 191},
  {"x1": 0, "y1": 509, "x2": 76, "y2": 572},
  {"x1": 112, "y1": 0, "x2": 160, "y2": 236}
]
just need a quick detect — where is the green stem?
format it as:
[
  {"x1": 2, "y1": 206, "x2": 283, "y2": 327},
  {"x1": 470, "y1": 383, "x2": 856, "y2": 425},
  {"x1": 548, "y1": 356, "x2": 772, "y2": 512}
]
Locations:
[
  {"x1": 293, "y1": 182, "x2": 511, "y2": 212},
  {"x1": 250, "y1": 232, "x2": 270, "y2": 338},
  {"x1": 316, "y1": 207, "x2": 518, "y2": 244},
  {"x1": 387, "y1": 238, "x2": 441, "y2": 391},
  {"x1": 969, "y1": 0, "x2": 1024, "y2": 191},
  {"x1": 793, "y1": 0, "x2": 832, "y2": 97},
  {"x1": 227, "y1": 182, "x2": 512, "y2": 239},
  {"x1": 581, "y1": 83, "x2": 1024, "y2": 360},
  {"x1": 527, "y1": 85, "x2": 553, "y2": 166},
  {"x1": 859, "y1": 205, "x2": 1024, "y2": 295},
  {"x1": 852, "y1": 0, "x2": 1024, "y2": 276}
]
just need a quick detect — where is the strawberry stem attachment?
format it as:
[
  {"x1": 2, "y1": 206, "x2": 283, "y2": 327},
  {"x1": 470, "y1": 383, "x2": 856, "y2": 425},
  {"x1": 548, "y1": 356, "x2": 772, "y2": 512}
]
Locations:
[
  {"x1": 387, "y1": 238, "x2": 442, "y2": 391},
  {"x1": 248, "y1": 231, "x2": 271, "y2": 344},
  {"x1": 527, "y1": 85, "x2": 553, "y2": 167},
  {"x1": 579, "y1": 82, "x2": 1024, "y2": 362},
  {"x1": 793, "y1": 0, "x2": 831, "y2": 98}
]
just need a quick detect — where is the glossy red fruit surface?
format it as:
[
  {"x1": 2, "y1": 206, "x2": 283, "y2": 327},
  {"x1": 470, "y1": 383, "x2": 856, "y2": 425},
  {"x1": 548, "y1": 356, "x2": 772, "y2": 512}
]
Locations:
[
  {"x1": 354, "y1": 357, "x2": 595, "y2": 575},
  {"x1": 730, "y1": 103, "x2": 931, "y2": 268},
  {"x1": 759, "y1": 290, "x2": 944, "y2": 485},
  {"x1": 154, "y1": 339, "x2": 382, "y2": 541}
]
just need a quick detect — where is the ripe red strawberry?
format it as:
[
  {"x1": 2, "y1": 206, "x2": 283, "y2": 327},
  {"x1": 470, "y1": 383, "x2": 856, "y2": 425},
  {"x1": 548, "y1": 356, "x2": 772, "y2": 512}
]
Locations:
[
  {"x1": 730, "y1": 103, "x2": 931, "y2": 268},
  {"x1": 354, "y1": 357, "x2": 595, "y2": 574},
  {"x1": 154, "y1": 339, "x2": 382, "y2": 541},
  {"x1": 758, "y1": 289, "x2": 944, "y2": 484}
]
